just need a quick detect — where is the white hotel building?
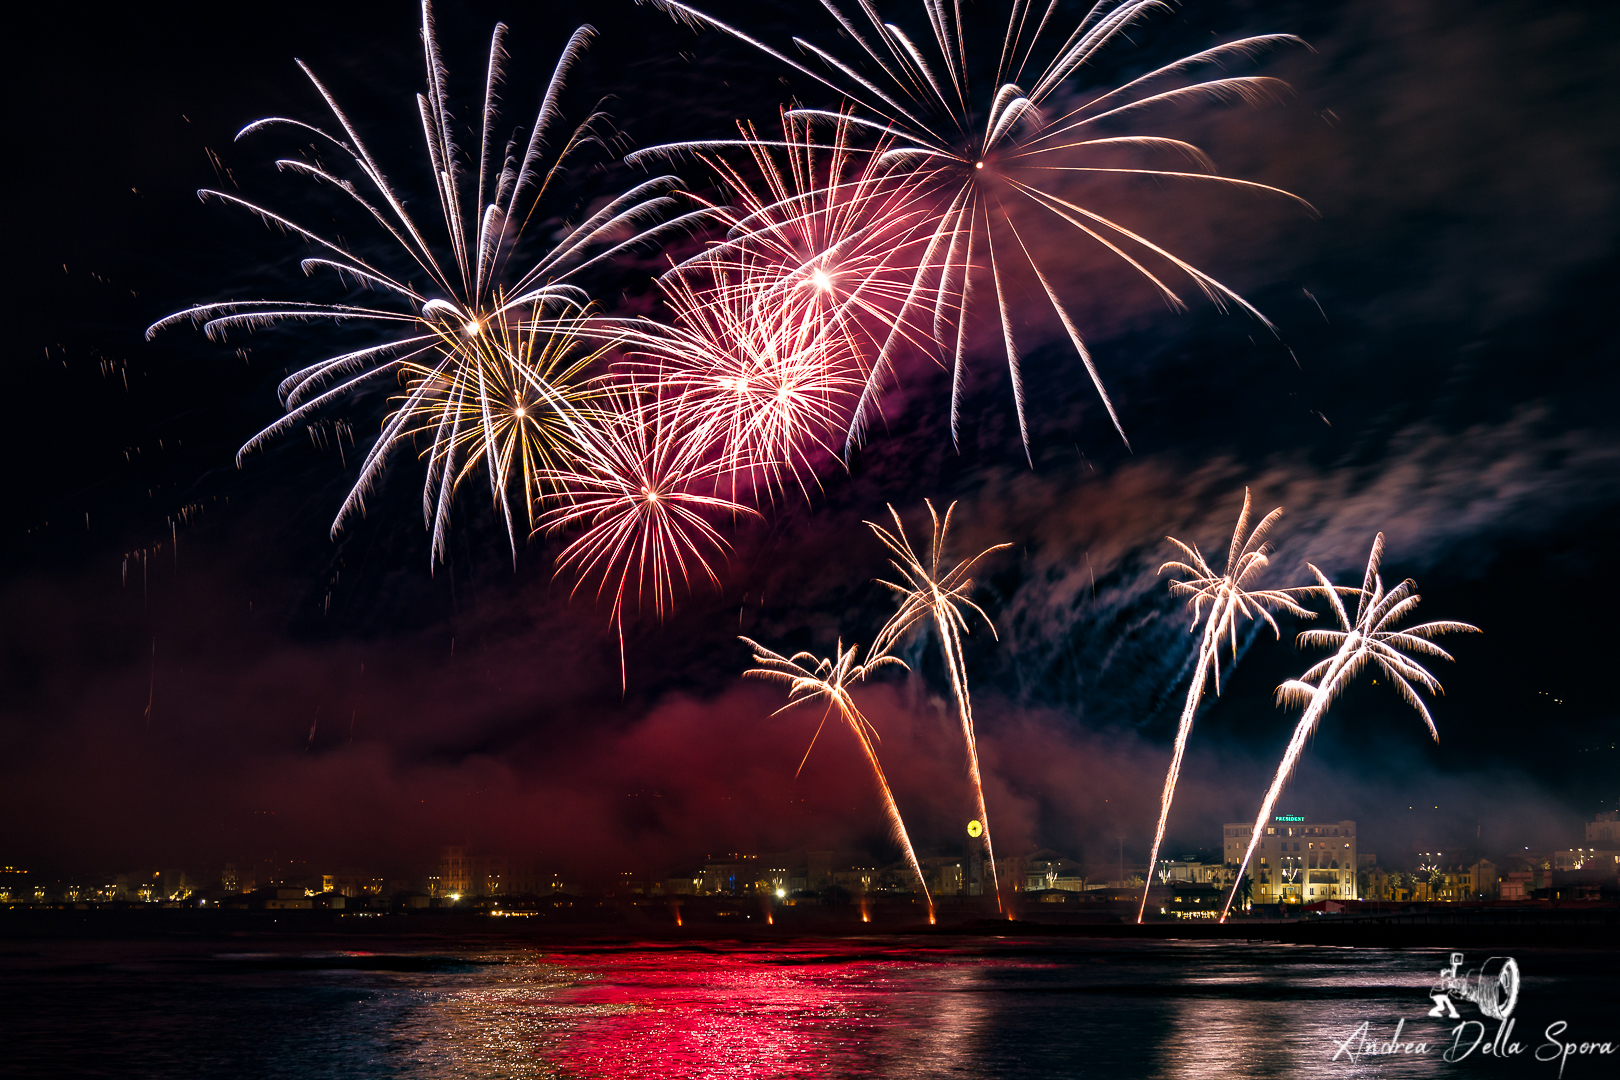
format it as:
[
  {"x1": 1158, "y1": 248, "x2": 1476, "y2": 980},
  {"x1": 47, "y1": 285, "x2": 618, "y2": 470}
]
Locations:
[{"x1": 1224, "y1": 817, "x2": 1359, "y2": 905}]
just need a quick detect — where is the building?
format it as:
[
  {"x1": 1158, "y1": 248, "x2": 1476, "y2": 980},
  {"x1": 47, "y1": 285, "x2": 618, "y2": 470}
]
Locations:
[
  {"x1": 1224, "y1": 816, "x2": 1358, "y2": 906},
  {"x1": 919, "y1": 856, "x2": 964, "y2": 896},
  {"x1": 1553, "y1": 848, "x2": 1620, "y2": 873},
  {"x1": 437, "y1": 846, "x2": 470, "y2": 897},
  {"x1": 1500, "y1": 870, "x2": 1533, "y2": 901},
  {"x1": 1363, "y1": 866, "x2": 1410, "y2": 902},
  {"x1": 698, "y1": 856, "x2": 756, "y2": 894},
  {"x1": 1420, "y1": 860, "x2": 1497, "y2": 901},
  {"x1": 1587, "y1": 811, "x2": 1620, "y2": 845},
  {"x1": 325, "y1": 869, "x2": 384, "y2": 897},
  {"x1": 1021, "y1": 851, "x2": 1086, "y2": 892},
  {"x1": 1156, "y1": 860, "x2": 1236, "y2": 889}
]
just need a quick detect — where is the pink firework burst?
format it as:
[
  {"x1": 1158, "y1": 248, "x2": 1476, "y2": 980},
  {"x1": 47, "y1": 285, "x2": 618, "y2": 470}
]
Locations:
[
  {"x1": 630, "y1": 110, "x2": 952, "y2": 461},
  {"x1": 612, "y1": 271, "x2": 868, "y2": 505},
  {"x1": 539, "y1": 383, "x2": 757, "y2": 681}
]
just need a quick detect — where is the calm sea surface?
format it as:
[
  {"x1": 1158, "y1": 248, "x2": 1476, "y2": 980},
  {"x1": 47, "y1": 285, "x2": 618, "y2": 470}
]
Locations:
[{"x1": 2, "y1": 935, "x2": 1614, "y2": 1078}]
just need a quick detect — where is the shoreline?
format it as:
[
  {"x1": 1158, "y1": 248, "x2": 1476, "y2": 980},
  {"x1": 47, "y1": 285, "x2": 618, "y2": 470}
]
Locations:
[{"x1": 4, "y1": 905, "x2": 1616, "y2": 950}]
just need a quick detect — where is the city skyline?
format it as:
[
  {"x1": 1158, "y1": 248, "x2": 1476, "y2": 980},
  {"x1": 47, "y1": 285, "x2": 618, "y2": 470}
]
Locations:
[{"x1": 11, "y1": 807, "x2": 1616, "y2": 911}]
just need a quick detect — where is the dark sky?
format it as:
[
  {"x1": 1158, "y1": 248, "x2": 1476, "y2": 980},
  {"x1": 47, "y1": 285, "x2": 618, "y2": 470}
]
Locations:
[{"x1": 5, "y1": 0, "x2": 1618, "y2": 881}]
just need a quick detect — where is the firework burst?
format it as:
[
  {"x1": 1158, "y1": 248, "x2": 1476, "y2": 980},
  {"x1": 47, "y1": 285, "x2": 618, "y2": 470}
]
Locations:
[
  {"x1": 868, "y1": 501, "x2": 1010, "y2": 909},
  {"x1": 539, "y1": 384, "x2": 756, "y2": 683},
  {"x1": 607, "y1": 269, "x2": 869, "y2": 505},
  {"x1": 390, "y1": 301, "x2": 611, "y2": 564},
  {"x1": 638, "y1": 0, "x2": 1313, "y2": 458},
  {"x1": 741, "y1": 635, "x2": 935, "y2": 920},
  {"x1": 1137, "y1": 488, "x2": 1312, "y2": 923},
  {"x1": 147, "y1": 2, "x2": 709, "y2": 561},
  {"x1": 1220, "y1": 533, "x2": 1480, "y2": 920},
  {"x1": 637, "y1": 110, "x2": 951, "y2": 433}
]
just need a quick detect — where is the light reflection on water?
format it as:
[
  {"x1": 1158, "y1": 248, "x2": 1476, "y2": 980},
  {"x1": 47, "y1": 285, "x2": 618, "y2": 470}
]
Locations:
[{"x1": 3, "y1": 937, "x2": 1612, "y2": 1078}]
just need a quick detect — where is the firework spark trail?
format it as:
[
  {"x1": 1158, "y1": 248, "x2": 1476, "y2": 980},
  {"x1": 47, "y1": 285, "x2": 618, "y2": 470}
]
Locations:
[
  {"x1": 636, "y1": 0, "x2": 1314, "y2": 458},
  {"x1": 741, "y1": 636, "x2": 935, "y2": 921},
  {"x1": 868, "y1": 501, "x2": 1010, "y2": 910},
  {"x1": 147, "y1": 2, "x2": 712, "y2": 563},
  {"x1": 1219, "y1": 533, "x2": 1480, "y2": 921},
  {"x1": 538, "y1": 384, "x2": 757, "y2": 686},
  {"x1": 1136, "y1": 488, "x2": 1312, "y2": 924}
]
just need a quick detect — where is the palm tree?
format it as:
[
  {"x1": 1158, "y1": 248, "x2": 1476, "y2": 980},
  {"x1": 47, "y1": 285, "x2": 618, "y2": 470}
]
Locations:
[
  {"x1": 1221, "y1": 533, "x2": 1479, "y2": 920},
  {"x1": 1235, "y1": 870, "x2": 1255, "y2": 912}
]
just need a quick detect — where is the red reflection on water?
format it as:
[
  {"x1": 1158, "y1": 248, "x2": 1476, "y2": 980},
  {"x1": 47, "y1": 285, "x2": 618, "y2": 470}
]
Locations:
[{"x1": 545, "y1": 944, "x2": 948, "y2": 1079}]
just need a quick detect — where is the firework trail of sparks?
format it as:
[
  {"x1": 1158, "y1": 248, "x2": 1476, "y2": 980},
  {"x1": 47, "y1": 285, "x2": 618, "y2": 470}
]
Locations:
[
  {"x1": 1219, "y1": 533, "x2": 1480, "y2": 921},
  {"x1": 868, "y1": 501, "x2": 1010, "y2": 910},
  {"x1": 539, "y1": 384, "x2": 757, "y2": 685},
  {"x1": 147, "y1": 2, "x2": 710, "y2": 563},
  {"x1": 1136, "y1": 488, "x2": 1312, "y2": 924},
  {"x1": 635, "y1": 0, "x2": 1314, "y2": 460},
  {"x1": 741, "y1": 636, "x2": 935, "y2": 921}
]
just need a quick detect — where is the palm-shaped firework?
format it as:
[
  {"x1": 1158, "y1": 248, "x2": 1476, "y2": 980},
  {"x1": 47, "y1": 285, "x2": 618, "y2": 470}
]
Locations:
[
  {"x1": 1137, "y1": 488, "x2": 1313, "y2": 923},
  {"x1": 1219, "y1": 533, "x2": 1480, "y2": 920},
  {"x1": 868, "y1": 501, "x2": 1011, "y2": 909},
  {"x1": 637, "y1": 0, "x2": 1312, "y2": 458},
  {"x1": 148, "y1": 3, "x2": 709, "y2": 562},
  {"x1": 741, "y1": 636, "x2": 935, "y2": 920}
]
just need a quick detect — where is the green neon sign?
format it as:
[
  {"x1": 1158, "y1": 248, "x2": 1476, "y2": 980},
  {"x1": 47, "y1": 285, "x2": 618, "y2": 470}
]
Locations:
[{"x1": 1275, "y1": 815, "x2": 1305, "y2": 822}]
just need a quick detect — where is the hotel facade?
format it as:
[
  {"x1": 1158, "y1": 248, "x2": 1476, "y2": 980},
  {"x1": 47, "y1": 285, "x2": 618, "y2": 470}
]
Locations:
[{"x1": 1224, "y1": 816, "x2": 1358, "y2": 904}]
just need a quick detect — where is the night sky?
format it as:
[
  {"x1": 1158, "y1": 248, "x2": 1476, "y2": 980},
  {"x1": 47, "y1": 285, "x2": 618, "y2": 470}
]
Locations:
[{"x1": 7, "y1": 0, "x2": 1618, "y2": 883}]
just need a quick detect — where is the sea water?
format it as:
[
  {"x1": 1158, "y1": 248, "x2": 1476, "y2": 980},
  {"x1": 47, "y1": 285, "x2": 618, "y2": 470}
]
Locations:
[{"x1": 2, "y1": 936, "x2": 1613, "y2": 1078}]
